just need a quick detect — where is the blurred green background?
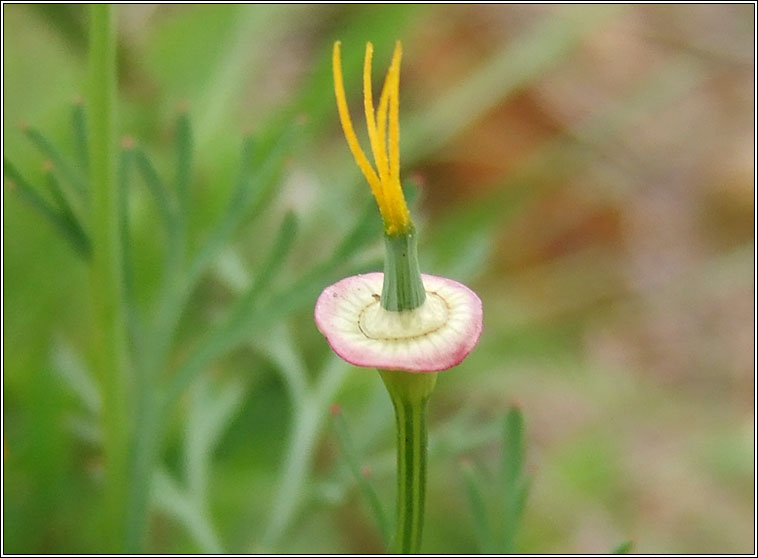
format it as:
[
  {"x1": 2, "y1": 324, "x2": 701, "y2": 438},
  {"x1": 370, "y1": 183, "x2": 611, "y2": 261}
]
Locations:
[{"x1": 3, "y1": 4, "x2": 754, "y2": 554}]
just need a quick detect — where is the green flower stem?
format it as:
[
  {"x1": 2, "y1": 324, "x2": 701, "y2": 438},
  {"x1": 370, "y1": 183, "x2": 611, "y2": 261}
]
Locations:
[
  {"x1": 379, "y1": 369, "x2": 438, "y2": 554},
  {"x1": 381, "y1": 229, "x2": 426, "y2": 312},
  {"x1": 88, "y1": 4, "x2": 130, "y2": 551}
]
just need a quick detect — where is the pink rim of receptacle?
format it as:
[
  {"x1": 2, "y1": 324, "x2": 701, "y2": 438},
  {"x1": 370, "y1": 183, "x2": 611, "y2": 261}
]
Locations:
[{"x1": 314, "y1": 272, "x2": 482, "y2": 373}]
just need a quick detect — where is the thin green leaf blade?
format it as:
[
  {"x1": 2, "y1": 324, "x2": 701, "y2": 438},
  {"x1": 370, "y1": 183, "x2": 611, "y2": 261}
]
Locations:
[
  {"x1": 503, "y1": 407, "x2": 524, "y2": 487},
  {"x1": 45, "y1": 167, "x2": 91, "y2": 256},
  {"x1": 253, "y1": 210, "x2": 298, "y2": 295},
  {"x1": 72, "y1": 98, "x2": 89, "y2": 172},
  {"x1": 175, "y1": 110, "x2": 192, "y2": 216},
  {"x1": 23, "y1": 125, "x2": 87, "y2": 198},
  {"x1": 4, "y1": 158, "x2": 90, "y2": 258},
  {"x1": 499, "y1": 405, "x2": 527, "y2": 554},
  {"x1": 117, "y1": 143, "x2": 148, "y2": 367},
  {"x1": 133, "y1": 147, "x2": 177, "y2": 233},
  {"x1": 460, "y1": 460, "x2": 494, "y2": 553}
]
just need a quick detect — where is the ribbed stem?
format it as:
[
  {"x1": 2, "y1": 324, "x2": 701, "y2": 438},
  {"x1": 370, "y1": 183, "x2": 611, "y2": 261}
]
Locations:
[
  {"x1": 381, "y1": 229, "x2": 426, "y2": 312},
  {"x1": 379, "y1": 369, "x2": 437, "y2": 554},
  {"x1": 88, "y1": 4, "x2": 129, "y2": 551}
]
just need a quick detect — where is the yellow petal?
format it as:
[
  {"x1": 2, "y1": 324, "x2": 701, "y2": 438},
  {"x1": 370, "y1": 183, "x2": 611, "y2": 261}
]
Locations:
[
  {"x1": 332, "y1": 41, "x2": 386, "y2": 217},
  {"x1": 363, "y1": 43, "x2": 390, "y2": 185},
  {"x1": 333, "y1": 40, "x2": 412, "y2": 235}
]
